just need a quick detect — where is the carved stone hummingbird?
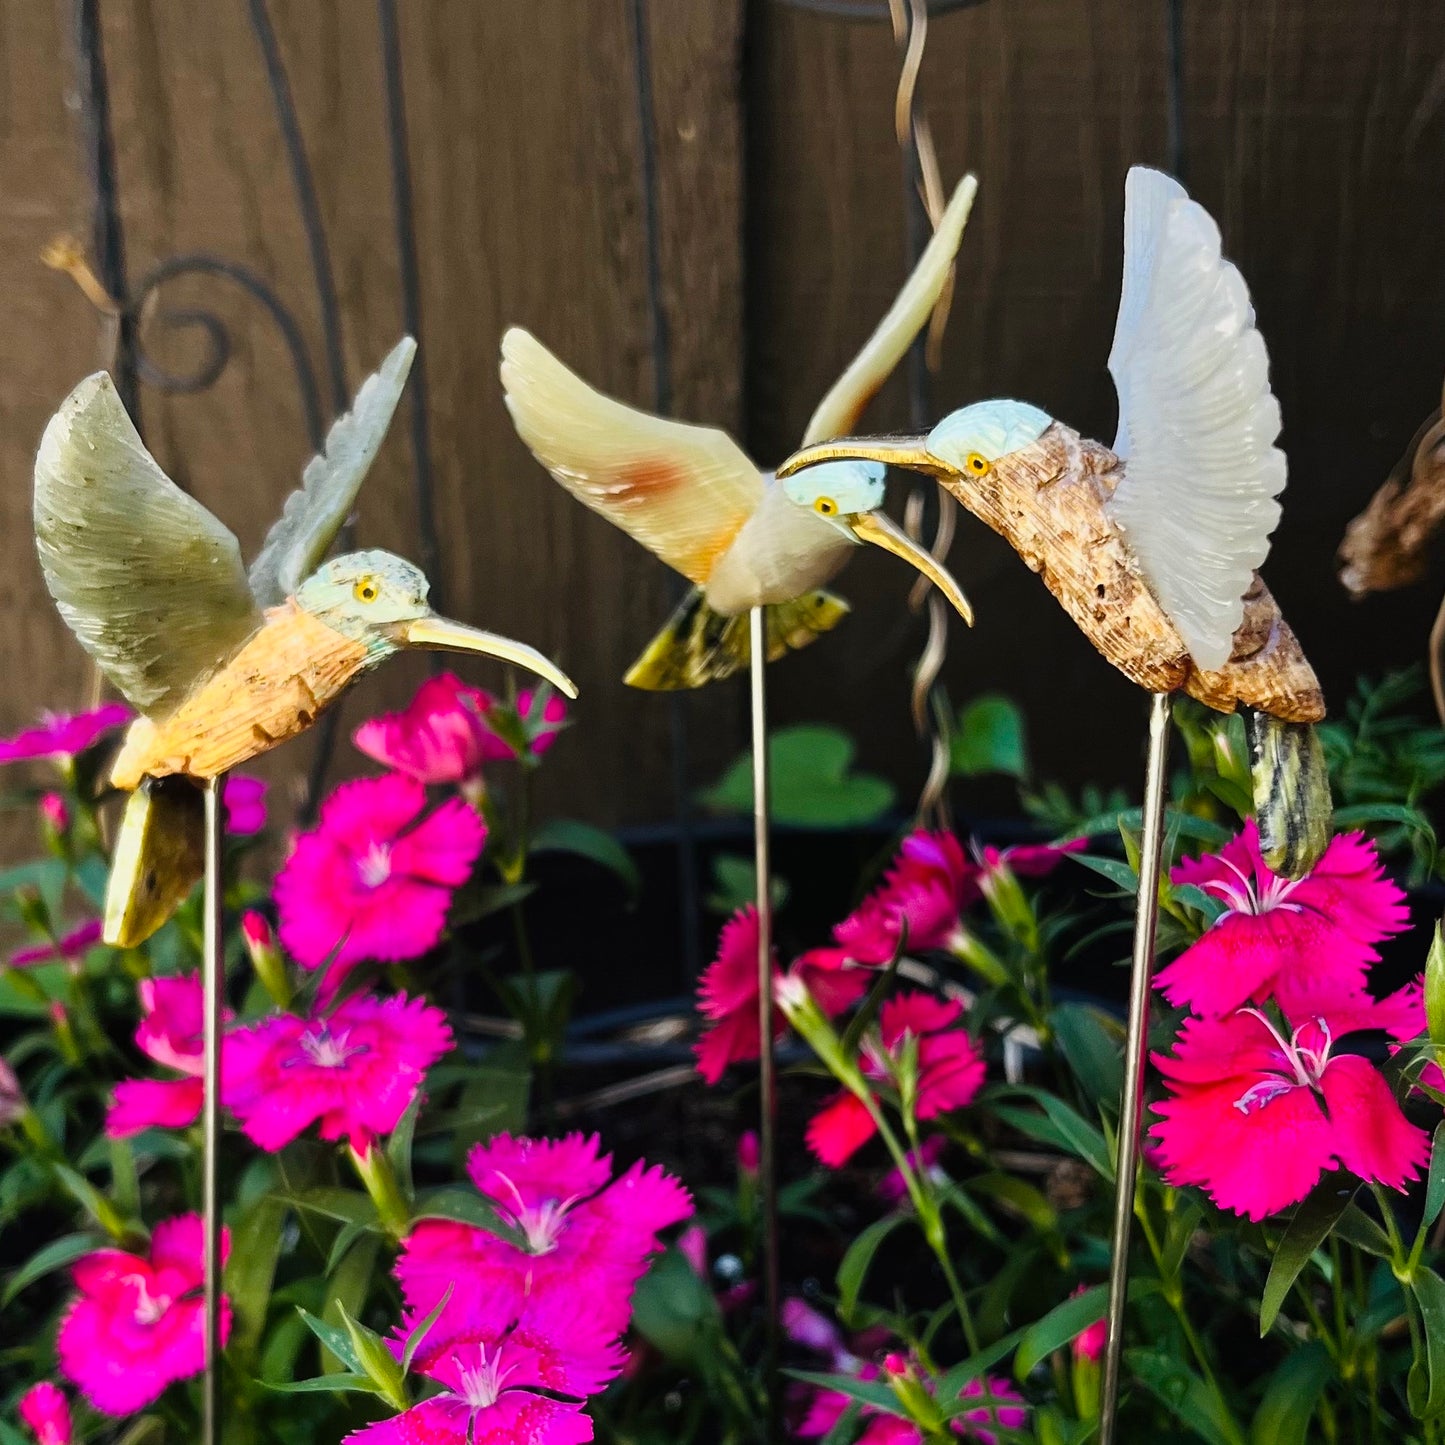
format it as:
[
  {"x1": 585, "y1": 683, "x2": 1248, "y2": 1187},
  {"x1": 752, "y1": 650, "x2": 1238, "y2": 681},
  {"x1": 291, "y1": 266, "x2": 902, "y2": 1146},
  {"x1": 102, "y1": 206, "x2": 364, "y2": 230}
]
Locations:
[
  {"x1": 778, "y1": 167, "x2": 1331, "y2": 878},
  {"x1": 34, "y1": 338, "x2": 576, "y2": 946},
  {"x1": 500, "y1": 177, "x2": 981, "y2": 689}
]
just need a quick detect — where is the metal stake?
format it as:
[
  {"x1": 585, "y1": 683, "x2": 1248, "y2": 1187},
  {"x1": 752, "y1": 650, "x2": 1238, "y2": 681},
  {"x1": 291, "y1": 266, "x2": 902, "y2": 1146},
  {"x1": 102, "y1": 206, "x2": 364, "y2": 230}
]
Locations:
[
  {"x1": 1099, "y1": 692, "x2": 1173, "y2": 1442},
  {"x1": 202, "y1": 775, "x2": 226, "y2": 1445},
  {"x1": 749, "y1": 607, "x2": 781, "y2": 1434}
]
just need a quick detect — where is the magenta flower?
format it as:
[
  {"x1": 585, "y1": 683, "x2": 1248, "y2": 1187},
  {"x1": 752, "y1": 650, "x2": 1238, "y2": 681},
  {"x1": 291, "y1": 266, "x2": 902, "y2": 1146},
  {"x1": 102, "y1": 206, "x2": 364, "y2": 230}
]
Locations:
[
  {"x1": 38, "y1": 793, "x2": 70, "y2": 835},
  {"x1": 349, "y1": 1288, "x2": 623, "y2": 1445},
  {"x1": 1070, "y1": 1285, "x2": 1106, "y2": 1362},
  {"x1": 807, "y1": 993, "x2": 986, "y2": 1167},
  {"x1": 694, "y1": 907, "x2": 784, "y2": 1085},
  {"x1": 1154, "y1": 824, "x2": 1408, "y2": 1017},
  {"x1": 274, "y1": 772, "x2": 485, "y2": 973},
  {"x1": 834, "y1": 831, "x2": 976, "y2": 965},
  {"x1": 222, "y1": 991, "x2": 451, "y2": 1152},
  {"x1": 57, "y1": 1214, "x2": 230, "y2": 1416},
  {"x1": 1149, "y1": 995, "x2": 1430, "y2": 1220},
  {"x1": 353, "y1": 674, "x2": 512, "y2": 785},
  {"x1": 18, "y1": 1384, "x2": 70, "y2": 1445},
  {"x1": 979, "y1": 839, "x2": 1084, "y2": 878},
  {"x1": 11, "y1": 920, "x2": 103, "y2": 969},
  {"x1": 397, "y1": 1132, "x2": 691, "y2": 1339},
  {"x1": 0, "y1": 704, "x2": 130, "y2": 763},
  {"x1": 789, "y1": 945, "x2": 873, "y2": 1018},
  {"x1": 222, "y1": 774, "x2": 267, "y2": 835},
  {"x1": 516, "y1": 687, "x2": 568, "y2": 756},
  {"x1": 107, "y1": 975, "x2": 217, "y2": 1138}
]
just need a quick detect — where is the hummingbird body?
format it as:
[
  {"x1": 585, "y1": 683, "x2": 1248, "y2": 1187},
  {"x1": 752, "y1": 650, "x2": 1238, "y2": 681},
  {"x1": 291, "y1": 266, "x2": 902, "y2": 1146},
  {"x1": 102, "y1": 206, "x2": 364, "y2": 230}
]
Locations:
[
  {"x1": 110, "y1": 600, "x2": 372, "y2": 789},
  {"x1": 35, "y1": 340, "x2": 576, "y2": 946},
  {"x1": 779, "y1": 168, "x2": 1334, "y2": 877},
  {"x1": 702, "y1": 479, "x2": 856, "y2": 613},
  {"x1": 502, "y1": 175, "x2": 983, "y2": 690},
  {"x1": 942, "y1": 421, "x2": 1323, "y2": 723}
]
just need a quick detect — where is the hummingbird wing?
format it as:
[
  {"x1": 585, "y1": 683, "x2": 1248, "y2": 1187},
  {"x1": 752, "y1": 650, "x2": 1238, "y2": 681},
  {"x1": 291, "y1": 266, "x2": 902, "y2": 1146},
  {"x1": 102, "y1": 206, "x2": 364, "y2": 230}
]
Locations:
[
  {"x1": 501, "y1": 327, "x2": 762, "y2": 585},
  {"x1": 34, "y1": 374, "x2": 263, "y2": 716},
  {"x1": 1105, "y1": 166, "x2": 1286, "y2": 672},
  {"x1": 248, "y1": 336, "x2": 417, "y2": 608},
  {"x1": 801, "y1": 174, "x2": 977, "y2": 447}
]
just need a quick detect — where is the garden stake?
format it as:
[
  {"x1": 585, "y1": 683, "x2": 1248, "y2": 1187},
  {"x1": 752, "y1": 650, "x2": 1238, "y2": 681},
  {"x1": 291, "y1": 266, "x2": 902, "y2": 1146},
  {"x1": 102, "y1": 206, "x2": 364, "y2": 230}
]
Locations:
[
  {"x1": 750, "y1": 605, "x2": 783, "y2": 1436},
  {"x1": 1099, "y1": 690, "x2": 1172, "y2": 1443},
  {"x1": 32, "y1": 336, "x2": 575, "y2": 952},
  {"x1": 499, "y1": 175, "x2": 977, "y2": 696},
  {"x1": 202, "y1": 774, "x2": 225, "y2": 1445}
]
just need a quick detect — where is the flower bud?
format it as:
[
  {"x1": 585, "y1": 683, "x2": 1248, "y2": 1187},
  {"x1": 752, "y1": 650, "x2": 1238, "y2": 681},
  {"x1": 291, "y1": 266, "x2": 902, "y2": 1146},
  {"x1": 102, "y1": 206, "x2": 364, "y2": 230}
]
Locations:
[
  {"x1": 18, "y1": 1383, "x2": 71, "y2": 1445},
  {"x1": 39, "y1": 792, "x2": 69, "y2": 837},
  {"x1": 737, "y1": 1129, "x2": 760, "y2": 1176},
  {"x1": 241, "y1": 911, "x2": 291, "y2": 1009},
  {"x1": 0, "y1": 1057, "x2": 28, "y2": 1128}
]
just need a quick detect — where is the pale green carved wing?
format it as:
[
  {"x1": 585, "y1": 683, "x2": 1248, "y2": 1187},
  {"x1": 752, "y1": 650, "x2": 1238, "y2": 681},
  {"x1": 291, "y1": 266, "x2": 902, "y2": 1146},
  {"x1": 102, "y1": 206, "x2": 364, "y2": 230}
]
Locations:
[
  {"x1": 248, "y1": 336, "x2": 417, "y2": 608},
  {"x1": 34, "y1": 374, "x2": 262, "y2": 717}
]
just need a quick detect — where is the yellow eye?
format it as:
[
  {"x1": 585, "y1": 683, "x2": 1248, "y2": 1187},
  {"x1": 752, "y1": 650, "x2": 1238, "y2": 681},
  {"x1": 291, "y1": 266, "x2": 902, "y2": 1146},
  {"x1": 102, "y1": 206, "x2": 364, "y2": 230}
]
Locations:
[
  {"x1": 353, "y1": 577, "x2": 379, "y2": 604},
  {"x1": 965, "y1": 452, "x2": 991, "y2": 476},
  {"x1": 814, "y1": 496, "x2": 838, "y2": 516}
]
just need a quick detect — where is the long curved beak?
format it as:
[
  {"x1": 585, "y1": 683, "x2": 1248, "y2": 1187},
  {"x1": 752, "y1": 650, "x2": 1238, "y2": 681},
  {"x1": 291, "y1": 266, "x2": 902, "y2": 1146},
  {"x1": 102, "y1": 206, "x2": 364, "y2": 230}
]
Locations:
[
  {"x1": 777, "y1": 436, "x2": 945, "y2": 479},
  {"x1": 849, "y1": 511, "x2": 973, "y2": 625},
  {"x1": 403, "y1": 615, "x2": 579, "y2": 699}
]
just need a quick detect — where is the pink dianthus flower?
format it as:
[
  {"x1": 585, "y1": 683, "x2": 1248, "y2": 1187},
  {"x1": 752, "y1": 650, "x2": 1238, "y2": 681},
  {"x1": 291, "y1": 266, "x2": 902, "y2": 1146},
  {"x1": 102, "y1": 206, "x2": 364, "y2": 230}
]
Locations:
[
  {"x1": 221, "y1": 991, "x2": 452, "y2": 1152},
  {"x1": 807, "y1": 993, "x2": 985, "y2": 1167},
  {"x1": 1149, "y1": 992, "x2": 1430, "y2": 1220},
  {"x1": 107, "y1": 974, "x2": 220, "y2": 1138},
  {"x1": 834, "y1": 832, "x2": 976, "y2": 965},
  {"x1": 18, "y1": 1384, "x2": 70, "y2": 1445},
  {"x1": 11, "y1": 920, "x2": 102, "y2": 970},
  {"x1": 1154, "y1": 824, "x2": 1408, "y2": 1018},
  {"x1": 274, "y1": 772, "x2": 484, "y2": 974},
  {"x1": 397, "y1": 1132, "x2": 691, "y2": 1340},
  {"x1": 57, "y1": 1214, "x2": 230, "y2": 1416},
  {"x1": 694, "y1": 907, "x2": 784, "y2": 1084},
  {"x1": 0, "y1": 704, "x2": 130, "y2": 763}
]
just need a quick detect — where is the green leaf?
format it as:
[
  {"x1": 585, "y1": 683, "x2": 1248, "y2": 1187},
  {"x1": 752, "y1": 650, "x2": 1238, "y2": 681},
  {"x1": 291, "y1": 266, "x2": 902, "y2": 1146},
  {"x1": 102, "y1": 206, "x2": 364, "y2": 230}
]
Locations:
[
  {"x1": 1126, "y1": 1348, "x2": 1244, "y2": 1445},
  {"x1": 988, "y1": 1086, "x2": 1112, "y2": 1179},
  {"x1": 629, "y1": 1247, "x2": 721, "y2": 1365},
  {"x1": 950, "y1": 695, "x2": 1028, "y2": 779},
  {"x1": 265, "y1": 1373, "x2": 383, "y2": 1396},
  {"x1": 387, "y1": 1092, "x2": 423, "y2": 1203},
  {"x1": 322, "y1": 1234, "x2": 378, "y2": 1374},
  {"x1": 1, "y1": 1230, "x2": 104, "y2": 1305},
  {"x1": 412, "y1": 1187, "x2": 527, "y2": 1247},
  {"x1": 936, "y1": 1326, "x2": 1026, "y2": 1406},
  {"x1": 297, "y1": 1306, "x2": 364, "y2": 1375},
  {"x1": 402, "y1": 1285, "x2": 455, "y2": 1372},
  {"x1": 338, "y1": 1301, "x2": 408, "y2": 1409},
  {"x1": 785, "y1": 1371, "x2": 911, "y2": 1421},
  {"x1": 1335, "y1": 1204, "x2": 1393, "y2": 1259},
  {"x1": 963, "y1": 1171, "x2": 1058, "y2": 1237},
  {"x1": 706, "y1": 852, "x2": 789, "y2": 915},
  {"x1": 1014, "y1": 1286, "x2": 1107, "y2": 1380},
  {"x1": 1050, "y1": 1003, "x2": 1123, "y2": 1109},
  {"x1": 1427, "y1": 921, "x2": 1445, "y2": 1047},
  {"x1": 1249, "y1": 1341, "x2": 1333, "y2": 1445},
  {"x1": 531, "y1": 818, "x2": 640, "y2": 901},
  {"x1": 1409, "y1": 1266, "x2": 1445, "y2": 1418},
  {"x1": 1260, "y1": 1179, "x2": 1355, "y2": 1335},
  {"x1": 836, "y1": 1213, "x2": 910, "y2": 1326},
  {"x1": 1425, "y1": 1123, "x2": 1445, "y2": 1231},
  {"x1": 699, "y1": 725, "x2": 894, "y2": 828},
  {"x1": 1070, "y1": 853, "x2": 1138, "y2": 893},
  {"x1": 285, "y1": 1187, "x2": 379, "y2": 1227},
  {"x1": 226, "y1": 1195, "x2": 289, "y2": 1369},
  {"x1": 1161, "y1": 1201, "x2": 1206, "y2": 1282}
]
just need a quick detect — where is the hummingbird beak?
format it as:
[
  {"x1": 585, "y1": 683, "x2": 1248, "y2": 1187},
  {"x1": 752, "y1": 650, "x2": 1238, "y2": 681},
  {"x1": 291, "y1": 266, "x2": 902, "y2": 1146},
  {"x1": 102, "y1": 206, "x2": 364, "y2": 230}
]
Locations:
[
  {"x1": 776, "y1": 436, "x2": 947, "y2": 479},
  {"x1": 849, "y1": 510, "x2": 973, "y2": 625},
  {"x1": 402, "y1": 615, "x2": 579, "y2": 699}
]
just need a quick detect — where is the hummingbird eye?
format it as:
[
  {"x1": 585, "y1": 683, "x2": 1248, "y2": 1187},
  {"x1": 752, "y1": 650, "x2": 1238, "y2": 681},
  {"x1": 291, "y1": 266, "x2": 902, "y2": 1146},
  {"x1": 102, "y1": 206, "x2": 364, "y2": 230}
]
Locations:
[
  {"x1": 814, "y1": 496, "x2": 838, "y2": 517},
  {"x1": 353, "y1": 577, "x2": 380, "y2": 604},
  {"x1": 965, "y1": 452, "x2": 992, "y2": 476}
]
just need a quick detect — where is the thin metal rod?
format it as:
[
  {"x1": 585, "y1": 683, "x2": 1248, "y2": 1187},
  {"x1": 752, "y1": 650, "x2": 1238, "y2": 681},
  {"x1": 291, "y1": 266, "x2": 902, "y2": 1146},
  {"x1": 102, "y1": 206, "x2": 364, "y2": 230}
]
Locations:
[
  {"x1": 749, "y1": 608, "x2": 781, "y2": 1435},
  {"x1": 1099, "y1": 691, "x2": 1173, "y2": 1442},
  {"x1": 202, "y1": 776, "x2": 226, "y2": 1445}
]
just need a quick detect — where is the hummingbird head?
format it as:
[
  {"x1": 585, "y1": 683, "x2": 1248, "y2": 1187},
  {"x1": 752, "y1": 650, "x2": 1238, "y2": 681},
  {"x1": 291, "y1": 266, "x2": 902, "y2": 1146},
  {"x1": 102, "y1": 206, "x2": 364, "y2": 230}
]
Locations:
[
  {"x1": 777, "y1": 400, "x2": 1055, "y2": 485},
  {"x1": 295, "y1": 549, "x2": 578, "y2": 698},
  {"x1": 777, "y1": 461, "x2": 974, "y2": 626}
]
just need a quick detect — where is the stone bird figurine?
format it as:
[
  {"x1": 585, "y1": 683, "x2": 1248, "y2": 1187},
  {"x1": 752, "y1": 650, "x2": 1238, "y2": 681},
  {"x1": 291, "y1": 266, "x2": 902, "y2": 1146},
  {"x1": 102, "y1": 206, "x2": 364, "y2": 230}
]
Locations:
[
  {"x1": 779, "y1": 167, "x2": 1331, "y2": 878},
  {"x1": 500, "y1": 177, "x2": 980, "y2": 690},
  {"x1": 35, "y1": 338, "x2": 576, "y2": 946}
]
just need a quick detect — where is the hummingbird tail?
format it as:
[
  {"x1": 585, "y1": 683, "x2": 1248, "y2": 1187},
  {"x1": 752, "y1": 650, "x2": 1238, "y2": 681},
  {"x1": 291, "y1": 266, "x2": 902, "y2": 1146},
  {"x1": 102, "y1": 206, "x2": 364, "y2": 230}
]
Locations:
[
  {"x1": 104, "y1": 777, "x2": 206, "y2": 948},
  {"x1": 1245, "y1": 709, "x2": 1333, "y2": 879},
  {"x1": 624, "y1": 587, "x2": 850, "y2": 690}
]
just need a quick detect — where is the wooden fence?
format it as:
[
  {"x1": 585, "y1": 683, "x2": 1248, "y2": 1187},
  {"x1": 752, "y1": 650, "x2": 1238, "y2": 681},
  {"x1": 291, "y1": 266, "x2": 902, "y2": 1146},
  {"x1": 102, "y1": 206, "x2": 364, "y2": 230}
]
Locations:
[{"x1": 0, "y1": 0, "x2": 1442, "y2": 852}]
